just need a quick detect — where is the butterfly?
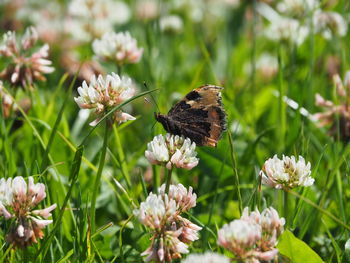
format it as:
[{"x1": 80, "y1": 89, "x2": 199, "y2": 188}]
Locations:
[{"x1": 155, "y1": 85, "x2": 227, "y2": 147}]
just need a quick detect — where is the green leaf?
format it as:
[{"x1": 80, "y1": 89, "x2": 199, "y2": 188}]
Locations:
[{"x1": 277, "y1": 230, "x2": 323, "y2": 263}]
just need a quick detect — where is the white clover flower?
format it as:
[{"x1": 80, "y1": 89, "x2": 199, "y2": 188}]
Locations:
[
  {"x1": 141, "y1": 228, "x2": 189, "y2": 262},
  {"x1": 92, "y1": 31, "x2": 143, "y2": 65},
  {"x1": 260, "y1": 207, "x2": 285, "y2": 249},
  {"x1": 145, "y1": 134, "x2": 199, "y2": 170},
  {"x1": 134, "y1": 185, "x2": 201, "y2": 262},
  {"x1": 67, "y1": 0, "x2": 130, "y2": 41},
  {"x1": 171, "y1": 0, "x2": 205, "y2": 23},
  {"x1": 245, "y1": 53, "x2": 278, "y2": 79},
  {"x1": 133, "y1": 193, "x2": 177, "y2": 230},
  {"x1": 159, "y1": 183, "x2": 197, "y2": 212},
  {"x1": 135, "y1": 0, "x2": 159, "y2": 21},
  {"x1": 177, "y1": 216, "x2": 202, "y2": 243},
  {"x1": 260, "y1": 155, "x2": 314, "y2": 189},
  {"x1": 277, "y1": 0, "x2": 319, "y2": 16},
  {"x1": 256, "y1": 53, "x2": 278, "y2": 77},
  {"x1": 159, "y1": 15, "x2": 184, "y2": 34},
  {"x1": 314, "y1": 71, "x2": 350, "y2": 141},
  {"x1": 218, "y1": 206, "x2": 283, "y2": 262},
  {"x1": 218, "y1": 219, "x2": 261, "y2": 251},
  {"x1": 313, "y1": 10, "x2": 348, "y2": 39},
  {"x1": 0, "y1": 176, "x2": 56, "y2": 247},
  {"x1": 0, "y1": 27, "x2": 54, "y2": 88},
  {"x1": 74, "y1": 73, "x2": 136, "y2": 126},
  {"x1": 183, "y1": 252, "x2": 230, "y2": 263},
  {"x1": 265, "y1": 17, "x2": 309, "y2": 46}
]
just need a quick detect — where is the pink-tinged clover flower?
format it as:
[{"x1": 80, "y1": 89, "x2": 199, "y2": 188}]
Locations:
[
  {"x1": 0, "y1": 81, "x2": 14, "y2": 118},
  {"x1": 0, "y1": 176, "x2": 56, "y2": 247},
  {"x1": 133, "y1": 184, "x2": 201, "y2": 262},
  {"x1": 218, "y1": 207, "x2": 284, "y2": 263},
  {"x1": 182, "y1": 252, "x2": 230, "y2": 263},
  {"x1": 0, "y1": 27, "x2": 54, "y2": 89},
  {"x1": 260, "y1": 155, "x2": 314, "y2": 189},
  {"x1": 135, "y1": 0, "x2": 159, "y2": 21},
  {"x1": 133, "y1": 193, "x2": 177, "y2": 230},
  {"x1": 74, "y1": 72, "x2": 136, "y2": 126},
  {"x1": 159, "y1": 184, "x2": 197, "y2": 213},
  {"x1": 92, "y1": 31, "x2": 143, "y2": 65},
  {"x1": 314, "y1": 71, "x2": 350, "y2": 142},
  {"x1": 145, "y1": 134, "x2": 199, "y2": 170}
]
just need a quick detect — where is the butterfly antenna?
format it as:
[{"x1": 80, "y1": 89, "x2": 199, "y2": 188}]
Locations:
[{"x1": 144, "y1": 81, "x2": 160, "y2": 112}]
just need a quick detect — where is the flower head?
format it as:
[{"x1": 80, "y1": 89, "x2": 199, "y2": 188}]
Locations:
[
  {"x1": 260, "y1": 155, "x2": 314, "y2": 189},
  {"x1": 133, "y1": 184, "x2": 201, "y2": 262},
  {"x1": 133, "y1": 193, "x2": 177, "y2": 230},
  {"x1": 159, "y1": 183, "x2": 197, "y2": 213},
  {"x1": 182, "y1": 252, "x2": 230, "y2": 263},
  {"x1": 74, "y1": 72, "x2": 136, "y2": 126},
  {"x1": 145, "y1": 134, "x2": 199, "y2": 170},
  {"x1": 159, "y1": 15, "x2": 184, "y2": 34},
  {"x1": 313, "y1": 10, "x2": 348, "y2": 39},
  {"x1": 314, "y1": 71, "x2": 350, "y2": 141},
  {"x1": 67, "y1": 0, "x2": 130, "y2": 42},
  {"x1": 218, "y1": 207, "x2": 284, "y2": 262},
  {"x1": 92, "y1": 31, "x2": 143, "y2": 65},
  {"x1": 218, "y1": 219, "x2": 261, "y2": 253},
  {"x1": 277, "y1": 0, "x2": 319, "y2": 17},
  {"x1": 0, "y1": 176, "x2": 56, "y2": 247},
  {"x1": 245, "y1": 53, "x2": 278, "y2": 80},
  {"x1": 135, "y1": 0, "x2": 159, "y2": 21},
  {"x1": 265, "y1": 17, "x2": 308, "y2": 46},
  {"x1": 141, "y1": 228, "x2": 189, "y2": 262},
  {"x1": 0, "y1": 27, "x2": 54, "y2": 88}
]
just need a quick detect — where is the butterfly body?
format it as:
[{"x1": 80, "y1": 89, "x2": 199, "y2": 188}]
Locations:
[{"x1": 155, "y1": 85, "x2": 227, "y2": 147}]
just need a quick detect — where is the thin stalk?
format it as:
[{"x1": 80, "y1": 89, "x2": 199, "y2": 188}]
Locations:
[
  {"x1": 228, "y1": 131, "x2": 242, "y2": 214},
  {"x1": 90, "y1": 121, "x2": 109, "y2": 235},
  {"x1": 113, "y1": 125, "x2": 131, "y2": 188},
  {"x1": 278, "y1": 45, "x2": 286, "y2": 152},
  {"x1": 165, "y1": 168, "x2": 173, "y2": 193},
  {"x1": 152, "y1": 165, "x2": 160, "y2": 194},
  {"x1": 287, "y1": 189, "x2": 350, "y2": 231},
  {"x1": 0, "y1": 244, "x2": 13, "y2": 262},
  {"x1": 284, "y1": 190, "x2": 289, "y2": 228},
  {"x1": 114, "y1": 214, "x2": 134, "y2": 263}
]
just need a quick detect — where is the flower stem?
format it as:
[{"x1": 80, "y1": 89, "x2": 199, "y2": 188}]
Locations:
[
  {"x1": 284, "y1": 190, "x2": 289, "y2": 228},
  {"x1": 113, "y1": 125, "x2": 131, "y2": 188},
  {"x1": 165, "y1": 168, "x2": 173, "y2": 194},
  {"x1": 90, "y1": 121, "x2": 109, "y2": 235}
]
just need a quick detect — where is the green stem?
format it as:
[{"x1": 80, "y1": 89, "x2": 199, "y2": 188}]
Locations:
[
  {"x1": 152, "y1": 165, "x2": 160, "y2": 194},
  {"x1": 284, "y1": 190, "x2": 289, "y2": 228},
  {"x1": 90, "y1": 121, "x2": 109, "y2": 235},
  {"x1": 165, "y1": 168, "x2": 173, "y2": 193},
  {"x1": 228, "y1": 132, "x2": 242, "y2": 214},
  {"x1": 113, "y1": 125, "x2": 131, "y2": 188},
  {"x1": 278, "y1": 45, "x2": 286, "y2": 152}
]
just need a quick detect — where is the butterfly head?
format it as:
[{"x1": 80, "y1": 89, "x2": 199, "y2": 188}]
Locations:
[{"x1": 154, "y1": 112, "x2": 170, "y2": 131}]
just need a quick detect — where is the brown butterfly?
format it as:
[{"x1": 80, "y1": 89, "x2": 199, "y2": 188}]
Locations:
[{"x1": 155, "y1": 85, "x2": 227, "y2": 147}]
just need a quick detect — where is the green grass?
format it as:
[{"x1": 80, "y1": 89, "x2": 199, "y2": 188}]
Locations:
[{"x1": 0, "y1": 0, "x2": 350, "y2": 262}]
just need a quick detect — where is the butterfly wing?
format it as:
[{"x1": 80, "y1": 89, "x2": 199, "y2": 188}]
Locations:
[{"x1": 167, "y1": 85, "x2": 227, "y2": 147}]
